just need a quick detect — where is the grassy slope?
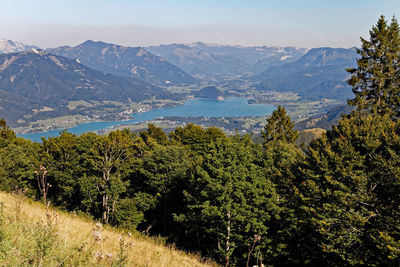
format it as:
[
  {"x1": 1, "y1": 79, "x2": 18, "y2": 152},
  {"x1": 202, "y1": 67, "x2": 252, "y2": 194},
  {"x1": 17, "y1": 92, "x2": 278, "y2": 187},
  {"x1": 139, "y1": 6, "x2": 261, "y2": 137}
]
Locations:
[
  {"x1": 0, "y1": 191, "x2": 216, "y2": 267},
  {"x1": 298, "y1": 128, "x2": 326, "y2": 146}
]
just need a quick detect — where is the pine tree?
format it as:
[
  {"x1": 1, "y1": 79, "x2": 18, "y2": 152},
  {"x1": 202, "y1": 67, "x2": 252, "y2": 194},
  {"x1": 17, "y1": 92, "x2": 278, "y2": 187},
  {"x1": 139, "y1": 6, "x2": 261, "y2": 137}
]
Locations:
[
  {"x1": 347, "y1": 15, "x2": 400, "y2": 116},
  {"x1": 299, "y1": 113, "x2": 400, "y2": 265},
  {"x1": 262, "y1": 105, "x2": 298, "y2": 147}
]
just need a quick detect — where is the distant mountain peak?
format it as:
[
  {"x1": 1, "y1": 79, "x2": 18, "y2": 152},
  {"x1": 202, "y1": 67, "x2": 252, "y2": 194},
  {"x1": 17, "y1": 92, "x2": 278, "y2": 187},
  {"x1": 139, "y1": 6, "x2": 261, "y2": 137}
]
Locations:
[
  {"x1": 81, "y1": 39, "x2": 100, "y2": 45},
  {"x1": 78, "y1": 40, "x2": 108, "y2": 48},
  {"x1": 27, "y1": 48, "x2": 47, "y2": 55},
  {"x1": 297, "y1": 47, "x2": 358, "y2": 66},
  {"x1": 0, "y1": 39, "x2": 39, "y2": 54}
]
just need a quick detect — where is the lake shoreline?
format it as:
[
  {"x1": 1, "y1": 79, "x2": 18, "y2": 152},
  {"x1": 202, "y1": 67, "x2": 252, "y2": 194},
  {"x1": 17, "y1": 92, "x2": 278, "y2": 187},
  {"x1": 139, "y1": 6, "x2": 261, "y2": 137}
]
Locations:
[{"x1": 18, "y1": 97, "x2": 275, "y2": 142}]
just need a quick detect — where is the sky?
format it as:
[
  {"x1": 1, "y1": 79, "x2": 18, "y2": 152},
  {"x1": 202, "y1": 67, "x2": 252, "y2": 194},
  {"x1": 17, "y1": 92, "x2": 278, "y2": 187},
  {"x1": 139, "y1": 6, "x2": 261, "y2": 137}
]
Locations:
[{"x1": 1, "y1": 0, "x2": 399, "y2": 49}]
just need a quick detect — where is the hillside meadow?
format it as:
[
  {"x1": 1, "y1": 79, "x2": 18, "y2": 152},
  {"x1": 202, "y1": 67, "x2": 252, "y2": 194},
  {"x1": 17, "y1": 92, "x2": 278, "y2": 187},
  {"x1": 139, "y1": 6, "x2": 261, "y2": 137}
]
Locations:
[{"x1": 0, "y1": 191, "x2": 216, "y2": 267}]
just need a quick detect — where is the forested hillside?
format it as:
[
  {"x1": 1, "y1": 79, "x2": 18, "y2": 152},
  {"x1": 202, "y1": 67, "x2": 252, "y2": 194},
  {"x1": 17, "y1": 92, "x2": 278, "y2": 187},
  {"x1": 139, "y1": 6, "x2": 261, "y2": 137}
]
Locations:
[{"x1": 0, "y1": 16, "x2": 400, "y2": 266}]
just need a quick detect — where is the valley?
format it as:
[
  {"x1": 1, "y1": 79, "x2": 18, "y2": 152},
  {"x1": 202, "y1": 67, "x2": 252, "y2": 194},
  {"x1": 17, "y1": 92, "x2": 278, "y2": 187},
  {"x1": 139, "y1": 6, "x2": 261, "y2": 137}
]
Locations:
[{"x1": 0, "y1": 39, "x2": 356, "y2": 139}]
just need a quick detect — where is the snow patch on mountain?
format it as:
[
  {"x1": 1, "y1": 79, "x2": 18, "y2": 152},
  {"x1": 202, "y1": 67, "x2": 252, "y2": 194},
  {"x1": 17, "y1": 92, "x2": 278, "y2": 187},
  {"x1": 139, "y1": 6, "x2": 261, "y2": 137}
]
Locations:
[{"x1": 0, "y1": 39, "x2": 39, "y2": 54}]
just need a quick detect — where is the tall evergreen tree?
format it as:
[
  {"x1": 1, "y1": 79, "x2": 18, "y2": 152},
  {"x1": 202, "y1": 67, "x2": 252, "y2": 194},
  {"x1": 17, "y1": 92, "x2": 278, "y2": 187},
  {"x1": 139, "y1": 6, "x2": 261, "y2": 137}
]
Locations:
[
  {"x1": 261, "y1": 107, "x2": 304, "y2": 264},
  {"x1": 262, "y1": 105, "x2": 298, "y2": 147},
  {"x1": 299, "y1": 113, "x2": 400, "y2": 265},
  {"x1": 347, "y1": 15, "x2": 400, "y2": 116}
]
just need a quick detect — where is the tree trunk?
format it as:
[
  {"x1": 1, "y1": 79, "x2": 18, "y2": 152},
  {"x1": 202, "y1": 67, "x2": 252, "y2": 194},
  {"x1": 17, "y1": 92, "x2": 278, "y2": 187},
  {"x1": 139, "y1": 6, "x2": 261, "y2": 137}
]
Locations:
[
  {"x1": 225, "y1": 210, "x2": 231, "y2": 267},
  {"x1": 102, "y1": 169, "x2": 110, "y2": 224},
  {"x1": 102, "y1": 193, "x2": 108, "y2": 224}
]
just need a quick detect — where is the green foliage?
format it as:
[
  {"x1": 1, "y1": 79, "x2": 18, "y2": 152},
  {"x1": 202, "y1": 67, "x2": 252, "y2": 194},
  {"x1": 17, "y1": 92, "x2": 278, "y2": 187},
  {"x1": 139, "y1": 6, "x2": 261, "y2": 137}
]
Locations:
[
  {"x1": 112, "y1": 198, "x2": 144, "y2": 231},
  {"x1": 85, "y1": 130, "x2": 135, "y2": 224},
  {"x1": 137, "y1": 144, "x2": 193, "y2": 235},
  {"x1": 299, "y1": 113, "x2": 400, "y2": 265},
  {"x1": 170, "y1": 123, "x2": 225, "y2": 154},
  {"x1": 176, "y1": 133, "x2": 280, "y2": 266},
  {"x1": 262, "y1": 141, "x2": 305, "y2": 264},
  {"x1": 348, "y1": 15, "x2": 400, "y2": 116},
  {"x1": 0, "y1": 118, "x2": 16, "y2": 148},
  {"x1": 40, "y1": 131, "x2": 83, "y2": 209},
  {"x1": 262, "y1": 105, "x2": 299, "y2": 146},
  {"x1": 0, "y1": 142, "x2": 36, "y2": 192},
  {"x1": 140, "y1": 123, "x2": 169, "y2": 146}
]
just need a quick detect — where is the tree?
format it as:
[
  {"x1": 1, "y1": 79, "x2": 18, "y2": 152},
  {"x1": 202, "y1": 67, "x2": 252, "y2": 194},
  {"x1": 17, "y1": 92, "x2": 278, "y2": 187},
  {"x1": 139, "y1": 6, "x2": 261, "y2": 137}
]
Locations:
[
  {"x1": 262, "y1": 141, "x2": 305, "y2": 265},
  {"x1": 261, "y1": 106, "x2": 305, "y2": 264},
  {"x1": 34, "y1": 165, "x2": 50, "y2": 206},
  {"x1": 0, "y1": 118, "x2": 16, "y2": 148},
  {"x1": 176, "y1": 133, "x2": 280, "y2": 266},
  {"x1": 139, "y1": 123, "x2": 169, "y2": 146},
  {"x1": 86, "y1": 130, "x2": 135, "y2": 224},
  {"x1": 138, "y1": 144, "x2": 193, "y2": 235},
  {"x1": 262, "y1": 105, "x2": 298, "y2": 147},
  {"x1": 298, "y1": 113, "x2": 400, "y2": 265},
  {"x1": 347, "y1": 15, "x2": 400, "y2": 116},
  {"x1": 112, "y1": 198, "x2": 144, "y2": 231},
  {"x1": 0, "y1": 142, "x2": 36, "y2": 192},
  {"x1": 170, "y1": 123, "x2": 225, "y2": 155},
  {"x1": 40, "y1": 131, "x2": 83, "y2": 209}
]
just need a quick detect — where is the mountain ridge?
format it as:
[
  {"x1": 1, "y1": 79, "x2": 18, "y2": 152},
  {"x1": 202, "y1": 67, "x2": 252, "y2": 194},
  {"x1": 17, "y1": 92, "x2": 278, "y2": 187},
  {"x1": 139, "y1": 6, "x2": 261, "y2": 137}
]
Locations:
[
  {"x1": 0, "y1": 49, "x2": 169, "y2": 125},
  {"x1": 146, "y1": 42, "x2": 308, "y2": 77},
  {"x1": 48, "y1": 40, "x2": 196, "y2": 86},
  {"x1": 255, "y1": 47, "x2": 357, "y2": 100}
]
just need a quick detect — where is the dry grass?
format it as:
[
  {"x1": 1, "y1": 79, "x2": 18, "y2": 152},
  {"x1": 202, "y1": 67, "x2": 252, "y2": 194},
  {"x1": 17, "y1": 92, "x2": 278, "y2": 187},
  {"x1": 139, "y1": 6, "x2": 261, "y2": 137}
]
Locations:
[
  {"x1": 301, "y1": 128, "x2": 326, "y2": 136},
  {"x1": 0, "y1": 191, "x2": 217, "y2": 267},
  {"x1": 298, "y1": 127, "x2": 327, "y2": 146}
]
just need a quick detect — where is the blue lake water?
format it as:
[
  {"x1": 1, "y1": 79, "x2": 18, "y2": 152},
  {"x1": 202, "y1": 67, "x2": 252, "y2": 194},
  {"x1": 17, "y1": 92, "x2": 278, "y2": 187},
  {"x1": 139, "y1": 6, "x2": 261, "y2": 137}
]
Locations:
[{"x1": 19, "y1": 97, "x2": 275, "y2": 142}]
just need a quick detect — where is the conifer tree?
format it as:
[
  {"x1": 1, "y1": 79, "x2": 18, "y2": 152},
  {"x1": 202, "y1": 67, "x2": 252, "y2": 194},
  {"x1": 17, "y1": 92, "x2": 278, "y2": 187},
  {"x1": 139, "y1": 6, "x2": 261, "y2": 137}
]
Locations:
[
  {"x1": 261, "y1": 107, "x2": 303, "y2": 264},
  {"x1": 262, "y1": 105, "x2": 298, "y2": 147},
  {"x1": 299, "y1": 113, "x2": 400, "y2": 265},
  {"x1": 347, "y1": 15, "x2": 400, "y2": 116}
]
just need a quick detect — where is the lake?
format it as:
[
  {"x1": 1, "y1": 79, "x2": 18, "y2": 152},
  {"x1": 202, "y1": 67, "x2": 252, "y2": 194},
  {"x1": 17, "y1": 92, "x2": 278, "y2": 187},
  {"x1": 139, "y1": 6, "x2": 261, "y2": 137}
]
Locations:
[{"x1": 20, "y1": 97, "x2": 274, "y2": 142}]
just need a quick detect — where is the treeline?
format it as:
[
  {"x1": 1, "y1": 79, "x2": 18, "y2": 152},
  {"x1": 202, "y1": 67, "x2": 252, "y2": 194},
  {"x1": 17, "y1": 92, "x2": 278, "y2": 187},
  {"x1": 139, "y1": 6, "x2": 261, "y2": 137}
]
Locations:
[{"x1": 1, "y1": 16, "x2": 400, "y2": 266}]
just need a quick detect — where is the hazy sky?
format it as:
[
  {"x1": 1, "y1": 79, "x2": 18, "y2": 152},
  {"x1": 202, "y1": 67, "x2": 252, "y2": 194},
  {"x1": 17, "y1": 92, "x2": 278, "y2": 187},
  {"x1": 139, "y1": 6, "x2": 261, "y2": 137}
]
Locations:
[{"x1": 1, "y1": 0, "x2": 399, "y2": 48}]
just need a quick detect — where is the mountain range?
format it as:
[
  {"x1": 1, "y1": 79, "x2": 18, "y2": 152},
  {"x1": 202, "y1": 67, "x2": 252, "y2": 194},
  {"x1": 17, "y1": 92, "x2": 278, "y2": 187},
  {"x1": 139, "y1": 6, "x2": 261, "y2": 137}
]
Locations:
[
  {"x1": 0, "y1": 39, "x2": 39, "y2": 54},
  {"x1": 0, "y1": 39, "x2": 359, "y2": 128},
  {"x1": 255, "y1": 47, "x2": 358, "y2": 100},
  {"x1": 48, "y1": 40, "x2": 196, "y2": 86},
  {"x1": 0, "y1": 49, "x2": 168, "y2": 124},
  {"x1": 146, "y1": 42, "x2": 307, "y2": 77}
]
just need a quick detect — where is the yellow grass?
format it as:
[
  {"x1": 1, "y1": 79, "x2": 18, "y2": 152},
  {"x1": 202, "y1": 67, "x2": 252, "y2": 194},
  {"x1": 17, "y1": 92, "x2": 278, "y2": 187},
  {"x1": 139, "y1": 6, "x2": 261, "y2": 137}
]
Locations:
[
  {"x1": 0, "y1": 191, "x2": 216, "y2": 267},
  {"x1": 301, "y1": 128, "x2": 327, "y2": 136}
]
